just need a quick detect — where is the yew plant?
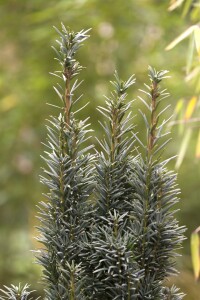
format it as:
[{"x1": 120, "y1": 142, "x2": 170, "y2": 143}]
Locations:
[{"x1": 0, "y1": 24, "x2": 186, "y2": 300}]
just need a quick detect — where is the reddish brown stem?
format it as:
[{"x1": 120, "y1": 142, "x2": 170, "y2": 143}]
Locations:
[{"x1": 148, "y1": 81, "x2": 158, "y2": 156}]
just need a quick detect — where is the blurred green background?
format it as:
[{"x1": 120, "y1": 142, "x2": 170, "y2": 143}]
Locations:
[{"x1": 0, "y1": 0, "x2": 200, "y2": 298}]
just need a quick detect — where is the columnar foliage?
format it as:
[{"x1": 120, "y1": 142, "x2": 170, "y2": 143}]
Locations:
[
  {"x1": 131, "y1": 67, "x2": 186, "y2": 299},
  {"x1": 0, "y1": 25, "x2": 186, "y2": 300},
  {"x1": 81, "y1": 68, "x2": 186, "y2": 299},
  {"x1": 82, "y1": 73, "x2": 143, "y2": 299},
  {"x1": 37, "y1": 24, "x2": 95, "y2": 300}
]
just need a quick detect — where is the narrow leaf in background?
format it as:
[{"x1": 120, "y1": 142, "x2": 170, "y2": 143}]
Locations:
[
  {"x1": 195, "y1": 129, "x2": 200, "y2": 158},
  {"x1": 184, "y1": 96, "x2": 197, "y2": 120},
  {"x1": 191, "y1": 228, "x2": 200, "y2": 281},
  {"x1": 168, "y1": 0, "x2": 185, "y2": 11},
  {"x1": 165, "y1": 25, "x2": 197, "y2": 51},
  {"x1": 182, "y1": 0, "x2": 194, "y2": 17},
  {"x1": 194, "y1": 26, "x2": 200, "y2": 56},
  {"x1": 175, "y1": 128, "x2": 192, "y2": 169}
]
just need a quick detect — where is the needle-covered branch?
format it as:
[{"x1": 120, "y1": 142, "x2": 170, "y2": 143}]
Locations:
[{"x1": 37, "y1": 25, "x2": 94, "y2": 300}]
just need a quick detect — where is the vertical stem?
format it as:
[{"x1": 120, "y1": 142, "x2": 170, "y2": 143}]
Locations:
[
  {"x1": 111, "y1": 108, "x2": 117, "y2": 163},
  {"x1": 148, "y1": 81, "x2": 158, "y2": 158},
  {"x1": 70, "y1": 270, "x2": 75, "y2": 300},
  {"x1": 59, "y1": 122, "x2": 66, "y2": 207},
  {"x1": 65, "y1": 77, "x2": 71, "y2": 126},
  {"x1": 142, "y1": 80, "x2": 159, "y2": 272},
  {"x1": 111, "y1": 105, "x2": 121, "y2": 163}
]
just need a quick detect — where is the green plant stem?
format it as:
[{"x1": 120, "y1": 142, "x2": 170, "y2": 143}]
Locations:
[
  {"x1": 64, "y1": 75, "x2": 71, "y2": 126},
  {"x1": 111, "y1": 108, "x2": 118, "y2": 163}
]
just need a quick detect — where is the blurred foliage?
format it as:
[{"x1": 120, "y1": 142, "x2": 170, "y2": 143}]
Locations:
[
  {"x1": 167, "y1": 1, "x2": 200, "y2": 286},
  {"x1": 167, "y1": 0, "x2": 200, "y2": 168},
  {"x1": 0, "y1": 0, "x2": 199, "y2": 299}
]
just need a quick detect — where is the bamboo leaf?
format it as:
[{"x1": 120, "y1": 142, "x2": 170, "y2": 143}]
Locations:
[
  {"x1": 165, "y1": 25, "x2": 196, "y2": 50},
  {"x1": 168, "y1": 0, "x2": 185, "y2": 11},
  {"x1": 167, "y1": 98, "x2": 183, "y2": 134},
  {"x1": 194, "y1": 26, "x2": 200, "y2": 56},
  {"x1": 182, "y1": 0, "x2": 193, "y2": 18},
  {"x1": 175, "y1": 128, "x2": 192, "y2": 169},
  {"x1": 191, "y1": 230, "x2": 200, "y2": 281},
  {"x1": 195, "y1": 129, "x2": 200, "y2": 159},
  {"x1": 185, "y1": 66, "x2": 200, "y2": 82},
  {"x1": 186, "y1": 34, "x2": 195, "y2": 74},
  {"x1": 184, "y1": 96, "x2": 197, "y2": 120},
  {"x1": 175, "y1": 99, "x2": 184, "y2": 114}
]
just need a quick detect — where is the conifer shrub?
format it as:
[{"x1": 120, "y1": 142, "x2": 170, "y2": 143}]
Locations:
[{"x1": 0, "y1": 24, "x2": 186, "y2": 300}]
